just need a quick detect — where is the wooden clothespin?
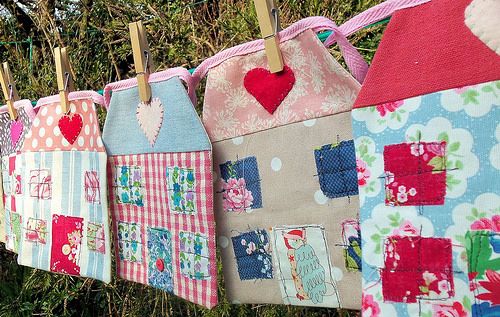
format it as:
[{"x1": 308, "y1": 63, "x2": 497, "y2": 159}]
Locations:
[
  {"x1": 254, "y1": 0, "x2": 284, "y2": 73},
  {"x1": 0, "y1": 62, "x2": 19, "y2": 120},
  {"x1": 54, "y1": 47, "x2": 74, "y2": 113},
  {"x1": 129, "y1": 21, "x2": 155, "y2": 103}
]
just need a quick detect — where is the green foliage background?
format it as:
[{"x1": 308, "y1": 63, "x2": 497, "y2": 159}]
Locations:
[{"x1": 0, "y1": 0, "x2": 385, "y2": 316}]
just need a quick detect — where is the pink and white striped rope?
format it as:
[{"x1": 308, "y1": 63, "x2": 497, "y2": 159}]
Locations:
[
  {"x1": 103, "y1": 67, "x2": 195, "y2": 108},
  {"x1": 191, "y1": 16, "x2": 370, "y2": 85}
]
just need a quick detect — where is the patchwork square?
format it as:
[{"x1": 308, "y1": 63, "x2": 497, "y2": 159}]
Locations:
[
  {"x1": 12, "y1": 172, "x2": 22, "y2": 195},
  {"x1": 50, "y1": 215, "x2": 84, "y2": 276},
  {"x1": 84, "y1": 171, "x2": 101, "y2": 204},
  {"x1": 220, "y1": 156, "x2": 262, "y2": 212},
  {"x1": 381, "y1": 236, "x2": 454, "y2": 303},
  {"x1": 87, "y1": 222, "x2": 105, "y2": 253},
  {"x1": 29, "y1": 169, "x2": 52, "y2": 200},
  {"x1": 383, "y1": 142, "x2": 447, "y2": 206},
  {"x1": 465, "y1": 230, "x2": 500, "y2": 313},
  {"x1": 341, "y1": 220, "x2": 361, "y2": 271},
  {"x1": 179, "y1": 231, "x2": 210, "y2": 280},
  {"x1": 117, "y1": 222, "x2": 142, "y2": 262},
  {"x1": 314, "y1": 140, "x2": 358, "y2": 198},
  {"x1": 114, "y1": 166, "x2": 144, "y2": 207},
  {"x1": 25, "y1": 218, "x2": 48, "y2": 244},
  {"x1": 166, "y1": 166, "x2": 196, "y2": 214},
  {"x1": 147, "y1": 228, "x2": 174, "y2": 292},
  {"x1": 232, "y1": 229, "x2": 273, "y2": 280}
]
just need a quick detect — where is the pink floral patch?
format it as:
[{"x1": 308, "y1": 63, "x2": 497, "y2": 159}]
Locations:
[
  {"x1": 375, "y1": 100, "x2": 404, "y2": 117},
  {"x1": 362, "y1": 293, "x2": 381, "y2": 317},
  {"x1": 50, "y1": 214, "x2": 84, "y2": 276},
  {"x1": 382, "y1": 236, "x2": 454, "y2": 303},
  {"x1": 384, "y1": 142, "x2": 447, "y2": 206},
  {"x1": 356, "y1": 158, "x2": 371, "y2": 186},
  {"x1": 431, "y1": 301, "x2": 467, "y2": 317},
  {"x1": 471, "y1": 215, "x2": 500, "y2": 232},
  {"x1": 221, "y1": 178, "x2": 254, "y2": 212}
]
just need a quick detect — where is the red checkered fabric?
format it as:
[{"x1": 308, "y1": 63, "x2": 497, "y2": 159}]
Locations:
[{"x1": 108, "y1": 150, "x2": 217, "y2": 308}]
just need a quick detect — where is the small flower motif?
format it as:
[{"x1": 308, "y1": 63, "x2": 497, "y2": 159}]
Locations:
[
  {"x1": 423, "y1": 271, "x2": 438, "y2": 285},
  {"x1": 408, "y1": 188, "x2": 417, "y2": 196},
  {"x1": 397, "y1": 191, "x2": 408, "y2": 203},
  {"x1": 438, "y1": 280, "x2": 450, "y2": 293},
  {"x1": 398, "y1": 185, "x2": 406, "y2": 193},
  {"x1": 410, "y1": 143, "x2": 425, "y2": 156},
  {"x1": 241, "y1": 239, "x2": 246, "y2": 246},
  {"x1": 385, "y1": 171, "x2": 395, "y2": 185},
  {"x1": 246, "y1": 241, "x2": 256, "y2": 255}
]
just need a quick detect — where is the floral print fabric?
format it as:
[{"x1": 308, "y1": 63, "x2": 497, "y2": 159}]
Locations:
[
  {"x1": 219, "y1": 156, "x2": 262, "y2": 212},
  {"x1": 147, "y1": 228, "x2": 174, "y2": 293},
  {"x1": 114, "y1": 166, "x2": 144, "y2": 207},
  {"x1": 25, "y1": 218, "x2": 47, "y2": 244},
  {"x1": 179, "y1": 231, "x2": 210, "y2": 280},
  {"x1": 353, "y1": 79, "x2": 500, "y2": 316},
  {"x1": 87, "y1": 222, "x2": 105, "y2": 253},
  {"x1": 231, "y1": 229, "x2": 273, "y2": 280},
  {"x1": 50, "y1": 215, "x2": 84, "y2": 275},
  {"x1": 166, "y1": 167, "x2": 196, "y2": 214},
  {"x1": 117, "y1": 222, "x2": 142, "y2": 263}
]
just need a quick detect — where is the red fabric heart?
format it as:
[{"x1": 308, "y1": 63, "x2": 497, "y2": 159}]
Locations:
[
  {"x1": 58, "y1": 113, "x2": 83, "y2": 144},
  {"x1": 244, "y1": 65, "x2": 295, "y2": 114}
]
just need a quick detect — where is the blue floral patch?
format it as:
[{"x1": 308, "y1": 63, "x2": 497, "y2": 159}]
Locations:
[
  {"x1": 117, "y1": 222, "x2": 142, "y2": 263},
  {"x1": 232, "y1": 229, "x2": 273, "y2": 280},
  {"x1": 179, "y1": 231, "x2": 210, "y2": 280},
  {"x1": 114, "y1": 166, "x2": 144, "y2": 207},
  {"x1": 314, "y1": 140, "x2": 358, "y2": 198},
  {"x1": 147, "y1": 227, "x2": 174, "y2": 293}
]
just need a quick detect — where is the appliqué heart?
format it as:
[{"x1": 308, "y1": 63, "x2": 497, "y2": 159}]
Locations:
[
  {"x1": 10, "y1": 120, "x2": 24, "y2": 148},
  {"x1": 58, "y1": 113, "x2": 83, "y2": 144},
  {"x1": 136, "y1": 97, "x2": 164, "y2": 146},
  {"x1": 465, "y1": 0, "x2": 500, "y2": 55},
  {"x1": 243, "y1": 65, "x2": 295, "y2": 114}
]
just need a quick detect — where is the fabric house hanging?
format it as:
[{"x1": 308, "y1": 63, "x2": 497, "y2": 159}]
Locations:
[
  {"x1": 192, "y1": 15, "x2": 374, "y2": 309},
  {"x1": 102, "y1": 68, "x2": 217, "y2": 309},
  {"x1": 15, "y1": 91, "x2": 112, "y2": 283},
  {"x1": 350, "y1": 0, "x2": 500, "y2": 316},
  {"x1": 0, "y1": 100, "x2": 36, "y2": 250}
]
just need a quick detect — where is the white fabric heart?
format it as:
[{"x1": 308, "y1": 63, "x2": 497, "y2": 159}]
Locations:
[
  {"x1": 136, "y1": 97, "x2": 164, "y2": 146},
  {"x1": 465, "y1": 0, "x2": 500, "y2": 56}
]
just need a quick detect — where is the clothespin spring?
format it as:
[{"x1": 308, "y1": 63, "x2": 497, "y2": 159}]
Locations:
[{"x1": 263, "y1": 8, "x2": 280, "y2": 40}]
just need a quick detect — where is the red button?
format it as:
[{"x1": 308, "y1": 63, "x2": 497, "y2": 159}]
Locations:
[{"x1": 156, "y1": 258, "x2": 164, "y2": 272}]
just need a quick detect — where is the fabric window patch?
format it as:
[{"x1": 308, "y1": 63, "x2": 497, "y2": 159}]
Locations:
[
  {"x1": 117, "y1": 221, "x2": 142, "y2": 263},
  {"x1": 84, "y1": 171, "x2": 101, "y2": 204},
  {"x1": 113, "y1": 165, "x2": 144, "y2": 207},
  {"x1": 179, "y1": 231, "x2": 210, "y2": 280},
  {"x1": 381, "y1": 236, "x2": 454, "y2": 303},
  {"x1": 383, "y1": 142, "x2": 447, "y2": 206},
  {"x1": 314, "y1": 140, "x2": 358, "y2": 198},
  {"x1": 465, "y1": 230, "x2": 500, "y2": 313},
  {"x1": 29, "y1": 169, "x2": 52, "y2": 200},
  {"x1": 9, "y1": 212, "x2": 22, "y2": 252},
  {"x1": 147, "y1": 227, "x2": 174, "y2": 293},
  {"x1": 50, "y1": 214, "x2": 84, "y2": 276},
  {"x1": 166, "y1": 166, "x2": 196, "y2": 215},
  {"x1": 271, "y1": 225, "x2": 340, "y2": 307},
  {"x1": 25, "y1": 218, "x2": 48, "y2": 244},
  {"x1": 219, "y1": 156, "x2": 262, "y2": 212},
  {"x1": 341, "y1": 219, "x2": 361, "y2": 272},
  {"x1": 87, "y1": 222, "x2": 106, "y2": 254},
  {"x1": 231, "y1": 229, "x2": 273, "y2": 280}
]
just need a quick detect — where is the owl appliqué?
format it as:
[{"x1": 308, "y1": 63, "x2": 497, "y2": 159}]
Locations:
[{"x1": 283, "y1": 228, "x2": 327, "y2": 304}]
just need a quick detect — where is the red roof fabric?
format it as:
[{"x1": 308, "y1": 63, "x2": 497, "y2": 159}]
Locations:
[{"x1": 354, "y1": 0, "x2": 500, "y2": 108}]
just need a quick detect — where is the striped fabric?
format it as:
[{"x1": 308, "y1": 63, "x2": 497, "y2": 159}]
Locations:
[
  {"x1": 108, "y1": 150, "x2": 217, "y2": 308},
  {"x1": 16, "y1": 150, "x2": 111, "y2": 283}
]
